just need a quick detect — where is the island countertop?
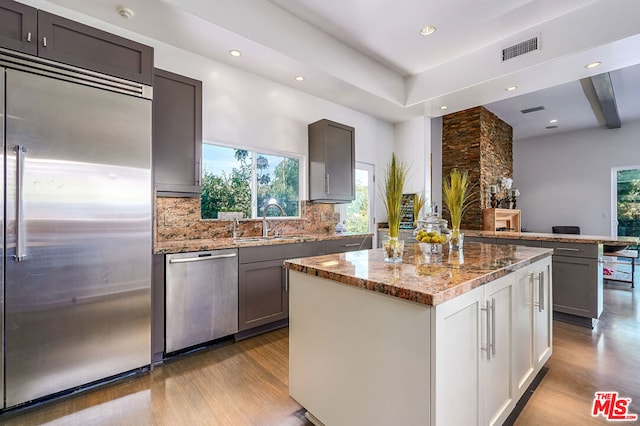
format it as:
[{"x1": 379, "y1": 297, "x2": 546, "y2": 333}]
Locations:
[{"x1": 284, "y1": 242, "x2": 552, "y2": 306}]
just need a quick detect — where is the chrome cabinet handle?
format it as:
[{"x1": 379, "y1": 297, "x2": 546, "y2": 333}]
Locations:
[
  {"x1": 42, "y1": 36, "x2": 47, "y2": 47},
  {"x1": 343, "y1": 243, "x2": 360, "y2": 247},
  {"x1": 15, "y1": 146, "x2": 27, "y2": 262},
  {"x1": 481, "y1": 300, "x2": 491, "y2": 360},
  {"x1": 195, "y1": 159, "x2": 201, "y2": 186},
  {"x1": 26, "y1": 32, "x2": 32, "y2": 42},
  {"x1": 283, "y1": 268, "x2": 289, "y2": 292},
  {"x1": 539, "y1": 271, "x2": 545, "y2": 312},
  {"x1": 168, "y1": 253, "x2": 237, "y2": 264},
  {"x1": 491, "y1": 298, "x2": 496, "y2": 357},
  {"x1": 555, "y1": 247, "x2": 580, "y2": 252},
  {"x1": 325, "y1": 173, "x2": 330, "y2": 194}
]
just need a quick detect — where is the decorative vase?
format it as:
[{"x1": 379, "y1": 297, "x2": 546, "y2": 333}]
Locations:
[
  {"x1": 383, "y1": 237, "x2": 405, "y2": 263},
  {"x1": 449, "y1": 228, "x2": 464, "y2": 251}
]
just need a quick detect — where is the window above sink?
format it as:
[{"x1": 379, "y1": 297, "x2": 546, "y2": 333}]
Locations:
[{"x1": 201, "y1": 143, "x2": 302, "y2": 220}]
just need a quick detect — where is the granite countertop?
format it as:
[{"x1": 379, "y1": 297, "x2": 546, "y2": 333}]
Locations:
[
  {"x1": 154, "y1": 232, "x2": 372, "y2": 254},
  {"x1": 464, "y1": 230, "x2": 638, "y2": 247},
  {"x1": 284, "y1": 242, "x2": 552, "y2": 306}
]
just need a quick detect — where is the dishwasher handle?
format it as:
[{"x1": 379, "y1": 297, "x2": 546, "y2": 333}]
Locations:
[{"x1": 168, "y1": 253, "x2": 237, "y2": 264}]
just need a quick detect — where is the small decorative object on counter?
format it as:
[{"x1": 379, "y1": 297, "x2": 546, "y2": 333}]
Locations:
[
  {"x1": 381, "y1": 153, "x2": 407, "y2": 262},
  {"x1": 413, "y1": 192, "x2": 427, "y2": 228},
  {"x1": 383, "y1": 238, "x2": 405, "y2": 263},
  {"x1": 443, "y1": 168, "x2": 473, "y2": 251},
  {"x1": 414, "y1": 212, "x2": 449, "y2": 255}
]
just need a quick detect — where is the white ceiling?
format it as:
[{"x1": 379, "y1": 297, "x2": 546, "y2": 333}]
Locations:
[{"x1": 44, "y1": 0, "x2": 640, "y2": 139}]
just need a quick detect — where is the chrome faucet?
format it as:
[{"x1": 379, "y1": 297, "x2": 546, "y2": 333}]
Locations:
[
  {"x1": 232, "y1": 218, "x2": 240, "y2": 239},
  {"x1": 262, "y1": 200, "x2": 286, "y2": 237}
]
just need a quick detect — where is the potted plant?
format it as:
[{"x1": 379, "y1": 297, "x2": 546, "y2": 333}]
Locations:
[
  {"x1": 442, "y1": 168, "x2": 473, "y2": 250},
  {"x1": 381, "y1": 153, "x2": 407, "y2": 262}
]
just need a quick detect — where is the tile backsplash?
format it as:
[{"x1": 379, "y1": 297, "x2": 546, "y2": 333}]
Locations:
[{"x1": 155, "y1": 197, "x2": 340, "y2": 243}]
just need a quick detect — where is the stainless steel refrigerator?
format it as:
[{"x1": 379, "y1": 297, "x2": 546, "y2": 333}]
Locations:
[{"x1": 0, "y1": 51, "x2": 152, "y2": 408}]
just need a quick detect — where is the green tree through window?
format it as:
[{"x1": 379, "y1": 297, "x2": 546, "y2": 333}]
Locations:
[{"x1": 201, "y1": 144, "x2": 300, "y2": 219}]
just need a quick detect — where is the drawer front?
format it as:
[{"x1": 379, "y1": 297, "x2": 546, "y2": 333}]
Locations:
[
  {"x1": 545, "y1": 241, "x2": 600, "y2": 258},
  {"x1": 325, "y1": 236, "x2": 372, "y2": 254},
  {"x1": 239, "y1": 241, "x2": 320, "y2": 264},
  {"x1": 495, "y1": 238, "x2": 541, "y2": 247}
]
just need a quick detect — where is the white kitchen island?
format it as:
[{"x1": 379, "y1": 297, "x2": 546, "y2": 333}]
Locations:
[{"x1": 285, "y1": 242, "x2": 553, "y2": 426}]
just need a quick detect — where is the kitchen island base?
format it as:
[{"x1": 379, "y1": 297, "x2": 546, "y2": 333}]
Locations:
[{"x1": 288, "y1": 249, "x2": 552, "y2": 426}]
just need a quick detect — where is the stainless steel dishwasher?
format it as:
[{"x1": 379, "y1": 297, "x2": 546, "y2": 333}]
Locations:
[{"x1": 165, "y1": 249, "x2": 238, "y2": 353}]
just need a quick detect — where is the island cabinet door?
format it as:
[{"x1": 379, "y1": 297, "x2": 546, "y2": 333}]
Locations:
[
  {"x1": 432, "y1": 273, "x2": 516, "y2": 426},
  {"x1": 533, "y1": 257, "x2": 553, "y2": 369},
  {"x1": 513, "y1": 264, "x2": 535, "y2": 395},
  {"x1": 512, "y1": 256, "x2": 553, "y2": 396},
  {"x1": 481, "y1": 274, "x2": 516, "y2": 426},
  {"x1": 432, "y1": 285, "x2": 483, "y2": 425}
]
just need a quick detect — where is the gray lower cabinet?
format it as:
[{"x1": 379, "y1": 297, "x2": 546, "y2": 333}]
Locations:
[
  {"x1": 469, "y1": 235, "x2": 604, "y2": 327},
  {"x1": 238, "y1": 259, "x2": 288, "y2": 331},
  {"x1": 238, "y1": 236, "x2": 372, "y2": 336},
  {"x1": 238, "y1": 242, "x2": 320, "y2": 335},
  {"x1": 153, "y1": 68, "x2": 202, "y2": 196},
  {"x1": 552, "y1": 255, "x2": 602, "y2": 319},
  {"x1": 0, "y1": 0, "x2": 153, "y2": 84}
]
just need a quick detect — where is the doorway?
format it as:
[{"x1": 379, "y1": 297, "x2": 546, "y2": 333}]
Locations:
[
  {"x1": 340, "y1": 162, "x2": 375, "y2": 236},
  {"x1": 612, "y1": 166, "x2": 640, "y2": 245}
]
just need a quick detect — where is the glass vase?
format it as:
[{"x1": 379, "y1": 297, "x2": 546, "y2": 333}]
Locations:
[
  {"x1": 449, "y1": 228, "x2": 464, "y2": 251},
  {"x1": 383, "y1": 237, "x2": 405, "y2": 263}
]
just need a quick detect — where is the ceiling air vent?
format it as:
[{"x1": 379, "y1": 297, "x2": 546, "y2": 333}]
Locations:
[
  {"x1": 502, "y1": 36, "x2": 539, "y2": 61},
  {"x1": 521, "y1": 106, "x2": 545, "y2": 114}
]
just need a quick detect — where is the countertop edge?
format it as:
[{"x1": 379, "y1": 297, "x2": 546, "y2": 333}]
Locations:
[{"x1": 154, "y1": 233, "x2": 373, "y2": 254}]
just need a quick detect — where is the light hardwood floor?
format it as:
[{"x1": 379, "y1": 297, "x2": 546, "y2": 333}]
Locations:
[{"x1": 1, "y1": 268, "x2": 638, "y2": 425}]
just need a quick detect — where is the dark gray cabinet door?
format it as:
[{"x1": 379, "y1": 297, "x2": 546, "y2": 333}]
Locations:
[
  {"x1": 153, "y1": 68, "x2": 202, "y2": 196},
  {"x1": 0, "y1": 0, "x2": 37, "y2": 55},
  {"x1": 552, "y1": 255, "x2": 602, "y2": 318},
  {"x1": 0, "y1": 2, "x2": 153, "y2": 84},
  {"x1": 37, "y1": 11, "x2": 153, "y2": 84},
  {"x1": 309, "y1": 119, "x2": 355, "y2": 202},
  {"x1": 238, "y1": 259, "x2": 288, "y2": 331}
]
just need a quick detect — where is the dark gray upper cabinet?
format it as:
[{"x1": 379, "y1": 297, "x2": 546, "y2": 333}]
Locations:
[
  {"x1": 309, "y1": 119, "x2": 355, "y2": 202},
  {"x1": 0, "y1": 0, "x2": 153, "y2": 85},
  {"x1": 153, "y1": 68, "x2": 202, "y2": 197},
  {"x1": 0, "y1": 0, "x2": 37, "y2": 55}
]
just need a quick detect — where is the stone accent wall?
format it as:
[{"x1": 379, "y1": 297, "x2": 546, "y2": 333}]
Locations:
[
  {"x1": 442, "y1": 106, "x2": 513, "y2": 230},
  {"x1": 155, "y1": 197, "x2": 339, "y2": 244}
]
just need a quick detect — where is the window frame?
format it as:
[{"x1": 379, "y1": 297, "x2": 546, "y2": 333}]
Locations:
[{"x1": 201, "y1": 141, "x2": 304, "y2": 220}]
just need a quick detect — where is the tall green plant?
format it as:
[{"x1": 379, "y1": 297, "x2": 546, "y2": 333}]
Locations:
[
  {"x1": 442, "y1": 168, "x2": 472, "y2": 230},
  {"x1": 381, "y1": 153, "x2": 407, "y2": 238}
]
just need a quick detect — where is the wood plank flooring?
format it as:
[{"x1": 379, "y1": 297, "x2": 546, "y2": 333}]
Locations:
[{"x1": 1, "y1": 268, "x2": 638, "y2": 425}]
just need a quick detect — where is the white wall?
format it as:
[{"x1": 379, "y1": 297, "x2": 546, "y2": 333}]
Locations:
[
  {"x1": 394, "y1": 117, "x2": 430, "y2": 196},
  {"x1": 514, "y1": 119, "x2": 640, "y2": 235},
  {"x1": 430, "y1": 117, "x2": 443, "y2": 215}
]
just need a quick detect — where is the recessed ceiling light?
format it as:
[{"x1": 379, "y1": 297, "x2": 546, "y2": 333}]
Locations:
[
  {"x1": 546, "y1": 125, "x2": 558, "y2": 129},
  {"x1": 440, "y1": 105, "x2": 448, "y2": 110},
  {"x1": 585, "y1": 61, "x2": 602, "y2": 69},
  {"x1": 229, "y1": 50, "x2": 242, "y2": 57},
  {"x1": 117, "y1": 6, "x2": 135, "y2": 19},
  {"x1": 295, "y1": 76, "x2": 305, "y2": 82},
  {"x1": 505, "y1": 86, "x2": 518, "y2": 92},
  {"x1": 549, "y1": 119, "x2": 558, "y2": 123},
  {"x1": 419, "y1": 25, "x2": 436, "y2": 36}
]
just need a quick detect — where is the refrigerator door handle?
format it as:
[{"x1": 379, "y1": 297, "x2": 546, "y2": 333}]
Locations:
[{"x1": 15, "y1": 145, "x2": 27, "y2": 262}]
